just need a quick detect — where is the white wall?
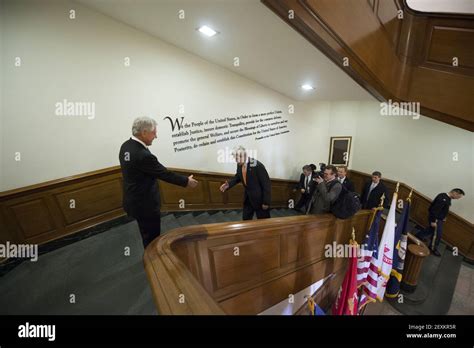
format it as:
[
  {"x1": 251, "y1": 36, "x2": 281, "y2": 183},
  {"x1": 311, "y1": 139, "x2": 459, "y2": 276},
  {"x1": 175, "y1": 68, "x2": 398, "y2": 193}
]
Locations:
[
  {"x1": 1, "y1": 0, "x2": 328, "y2": 191},
  {"x1": 323, "y1": 101, "x2": 473, "y2": 222}
]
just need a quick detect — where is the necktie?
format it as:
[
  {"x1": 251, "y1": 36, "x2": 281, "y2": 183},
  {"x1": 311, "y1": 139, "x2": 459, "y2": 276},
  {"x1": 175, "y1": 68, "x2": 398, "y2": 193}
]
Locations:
[
  {"x1": 242, "y1": 164, "x2": 247, "y2": 185},
  {"x1": 368, "y1": 183, "x2": 376, "y2": 196}
]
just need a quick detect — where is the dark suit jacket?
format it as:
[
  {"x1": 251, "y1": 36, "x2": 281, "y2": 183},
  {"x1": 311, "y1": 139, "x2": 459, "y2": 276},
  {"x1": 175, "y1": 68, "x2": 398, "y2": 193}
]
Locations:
[
  {"x1": 429, "y1": 193, "x2": 451, "y2": 221},
  {"x1": 361, "y1": 180, "x2": 388, "y2": 209},
  {"x1": 227, "y1": 158, "x2": 271, "y2": 209},
  {"x1": 297, "y1": 173, "x2": 317, "y2": 195},
  {"x1": 340, "y1": 177, "x2": 355, "y2": 193},
  {"x1": 119, "y1": 138, "x2": 188, "y2": 218}
]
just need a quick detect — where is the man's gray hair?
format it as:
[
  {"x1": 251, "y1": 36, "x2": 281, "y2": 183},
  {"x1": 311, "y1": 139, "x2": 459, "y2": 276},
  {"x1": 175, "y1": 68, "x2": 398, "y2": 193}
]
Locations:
[
  {"x1": 231, "y1": 145, "x2": 246, "y2": 157},
  {"x1": 132, "y1": 116, "x2": 157, "y2": 136}
]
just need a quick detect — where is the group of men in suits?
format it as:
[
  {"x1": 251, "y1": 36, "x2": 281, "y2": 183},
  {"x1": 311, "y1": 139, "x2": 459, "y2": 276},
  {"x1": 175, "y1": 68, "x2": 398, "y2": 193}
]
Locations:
[
  {"x1": 119, "y1": 118, "x2": 271, "y2": 248},
  {"x1": 119, "y1": 116, "x2": 463, "y2": 255},
  {"x1": 293, "y1": 165, "x2": 387, "y2": 214}
]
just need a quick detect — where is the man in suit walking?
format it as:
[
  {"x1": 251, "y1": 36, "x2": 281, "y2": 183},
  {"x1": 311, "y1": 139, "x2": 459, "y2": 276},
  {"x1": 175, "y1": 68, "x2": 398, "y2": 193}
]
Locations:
[
  {"x1": 337, "y1": 166, "x2": 355, "y2": 192},
  {"x1": 119, "y1": 116, "x2": 198, "y2": 248},
  {"x1": 360, "y1": 171, "x2": 388, "y2": 209},
  {"x1": 219, "y1": 146, "x2": 271, "y2": 220},
  {"x1": 294, "y1": 165, "x2": 316, "y2": 212}
]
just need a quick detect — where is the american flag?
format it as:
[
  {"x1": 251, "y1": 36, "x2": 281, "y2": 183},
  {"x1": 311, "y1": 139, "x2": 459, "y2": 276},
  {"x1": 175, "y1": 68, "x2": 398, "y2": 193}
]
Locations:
[
  {"x1": 358, "y1": 191, "x2": 398, "y2": 311},
  {"x1": 357, "y1": 209, "x2": 382, "y2": 310}
]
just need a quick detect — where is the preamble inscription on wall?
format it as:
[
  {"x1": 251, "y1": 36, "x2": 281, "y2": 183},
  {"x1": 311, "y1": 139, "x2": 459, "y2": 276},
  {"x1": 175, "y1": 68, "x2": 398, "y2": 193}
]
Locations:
[{"x1": 165, "y1": 110, "x2": 290, "y2": 153}]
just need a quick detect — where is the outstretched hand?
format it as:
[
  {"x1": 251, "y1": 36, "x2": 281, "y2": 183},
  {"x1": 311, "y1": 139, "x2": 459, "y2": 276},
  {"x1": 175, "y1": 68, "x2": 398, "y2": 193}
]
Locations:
[
  {"x1": 187, "y1": 175, "x2": 198, "y2": 188},
  {"x1": 220, "y1": 181, "x2": 229, "y2": 192}
]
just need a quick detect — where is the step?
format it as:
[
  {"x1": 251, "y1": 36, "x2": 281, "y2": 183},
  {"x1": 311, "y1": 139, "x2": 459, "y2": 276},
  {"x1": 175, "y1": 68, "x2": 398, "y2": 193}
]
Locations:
[
  {"x1": 209, "y1": 211, "x2": 228, "y2": 223},
  {"x1": 177, "y1": 213, "x2": 200, "y2": 227},
  {"x1": 224, "y1": 211, "x2": 241, "y2": 221},
  {"x1": 279, "y1": 209, "x2": 299, "y2": 216},
  {"x1": 270, "y1": 209, "x2": 285, "y2": 218},
  {"x1": 161, "y1": 214, "x2": 181, "y2": 234},
  {"x1": 195, "y1": 212, "x2": 212, "y2": 224}
]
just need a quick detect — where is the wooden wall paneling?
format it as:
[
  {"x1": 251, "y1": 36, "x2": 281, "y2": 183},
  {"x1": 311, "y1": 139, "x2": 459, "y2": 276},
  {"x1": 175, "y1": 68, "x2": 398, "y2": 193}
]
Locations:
[
  {"x1": 208, "y1": 235, "x2": 281, "y2": 290},
  {"x1": 2, "y1": 193, "x2": 61, "y2": 244},
  {"x1": 53, "y1": 177, "x2": 123, "y2": 226},
  {"x1": 1, "y1": 166, "x2": 472, "y2": 264},
  {"x1": 397, "y1": 10, "x2": 429, "y2": 66},
  {"x1": 280, "y1": 231, "x2": 300, "y2": 266},
  {"x1": 423, "y1": 19, "x2": 474, "y2": 74},
  {"x1": 262, "y1": 0, "x2": 474, "y2": 131},
  {"x1": 303, "y1": 0, "x2": 406, "y2": 97},
  {"x1": 375, "y1": 0, "x2": 403, "y2": 48},
  {"x1": 218, "y1": 256, "x2": 344, "y2": 314}
]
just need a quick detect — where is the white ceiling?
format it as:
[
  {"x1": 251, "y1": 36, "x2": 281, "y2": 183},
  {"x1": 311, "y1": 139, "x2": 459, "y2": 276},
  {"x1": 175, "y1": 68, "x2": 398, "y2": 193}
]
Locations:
[
  {"x1": 406, "y1": 0, "x2": 474, "y2": 14},
  {"x1": 76, "y1": 0, "x2": 374, "y2": 102}
]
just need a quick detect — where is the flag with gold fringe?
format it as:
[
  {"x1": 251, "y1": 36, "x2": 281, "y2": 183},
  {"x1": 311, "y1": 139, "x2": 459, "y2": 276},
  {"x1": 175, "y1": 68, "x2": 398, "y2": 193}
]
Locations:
[
  {"x1": 358, "y1": 185, "x2": 399, "y2": 310},
  {"x1": 332, "y1": 231, "x2": 359, "y2": 315},
  {"x1": 386, "y1": 190, "x2": 412, "y2": 298},
  {"x1": 306, "y1": 296, "x2": 325, "y2": 315},
  {"x1": 375, "y1": 187, "x2": 398, "y2": 301}
]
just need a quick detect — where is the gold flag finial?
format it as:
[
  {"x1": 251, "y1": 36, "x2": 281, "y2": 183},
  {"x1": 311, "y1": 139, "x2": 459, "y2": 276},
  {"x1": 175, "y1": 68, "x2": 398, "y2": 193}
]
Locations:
[
  {"x1": 395, "y1": 182, "x2": 400, "y2": 193},
  {"x1": 407, "y1": 188, "x2": 413, "y2": 202},
  {"x1": 379, "y1": 193, "x2": 385, "y2": 207},
  {"x1": 351, "y1": 227, "x2": 355, "y2": 241}
]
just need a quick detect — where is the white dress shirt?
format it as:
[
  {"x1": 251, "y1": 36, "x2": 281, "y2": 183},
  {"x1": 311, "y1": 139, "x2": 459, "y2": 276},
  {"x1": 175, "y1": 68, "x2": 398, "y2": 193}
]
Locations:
[
  {"x1": 131, "y1": 135, "x2": 148, "y2": 149},
  {"x1": 305, "y1": 175, "x2": 311, "y2": 190},
  {"x1": 368, "y1": 182, "x2": 378, "y2": 196}
]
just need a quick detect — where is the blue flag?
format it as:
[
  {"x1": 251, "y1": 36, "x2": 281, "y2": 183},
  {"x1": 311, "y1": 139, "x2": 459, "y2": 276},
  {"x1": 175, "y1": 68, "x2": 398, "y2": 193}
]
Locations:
[{"x1": 386, "y1": 200, "x2": 410, "y2": 298}]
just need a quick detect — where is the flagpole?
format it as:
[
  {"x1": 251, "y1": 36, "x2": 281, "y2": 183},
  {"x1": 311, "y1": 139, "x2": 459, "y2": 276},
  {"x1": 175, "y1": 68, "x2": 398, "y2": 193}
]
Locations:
[{"x1": 367, "y1": 193, "x2": 385, "y2": 229}]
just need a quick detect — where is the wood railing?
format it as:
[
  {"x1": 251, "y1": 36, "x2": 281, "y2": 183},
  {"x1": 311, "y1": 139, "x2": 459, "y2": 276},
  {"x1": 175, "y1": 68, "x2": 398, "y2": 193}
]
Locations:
[
  {"x1": 144, "y1": 210, "x2": 374, "y2": 314},
  {"x1": 1, "y1": 166, "x2": 472, "y2": 263}
]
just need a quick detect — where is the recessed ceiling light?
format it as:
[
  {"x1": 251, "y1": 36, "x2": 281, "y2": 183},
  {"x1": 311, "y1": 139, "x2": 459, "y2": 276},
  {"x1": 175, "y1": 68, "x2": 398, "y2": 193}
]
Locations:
[
  {"x1": 197, "y1": 25, "x2": 218, "y2": 37},
  {"x1": 301, "y1": 84, "x2": 314, "y2": 90}
]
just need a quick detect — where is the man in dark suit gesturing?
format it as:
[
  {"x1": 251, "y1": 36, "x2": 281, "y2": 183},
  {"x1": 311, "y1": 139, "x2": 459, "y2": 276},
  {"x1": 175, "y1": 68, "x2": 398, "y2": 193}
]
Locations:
[
  {"x1": 219, "y1": 146, "x2": 271, "y2": 220},
  {"x1": 119, "y1": 117, "x2": 198, "y2": 248},
  {"x1": 360, "y1": 171, "x2": 388, "y2": 209}
]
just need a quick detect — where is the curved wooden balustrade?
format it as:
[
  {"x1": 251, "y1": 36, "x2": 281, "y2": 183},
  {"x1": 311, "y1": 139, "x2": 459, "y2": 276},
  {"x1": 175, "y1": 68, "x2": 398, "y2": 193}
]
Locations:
[{"x1": 144, "y1": 210, "x2": 374, "y2": 315}]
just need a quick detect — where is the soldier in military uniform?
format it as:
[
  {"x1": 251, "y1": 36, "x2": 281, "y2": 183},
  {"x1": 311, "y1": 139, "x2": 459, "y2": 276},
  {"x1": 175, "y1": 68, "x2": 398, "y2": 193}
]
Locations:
[{"x1": 416, "y1": 188, "x2": 465, "y2": 256}]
